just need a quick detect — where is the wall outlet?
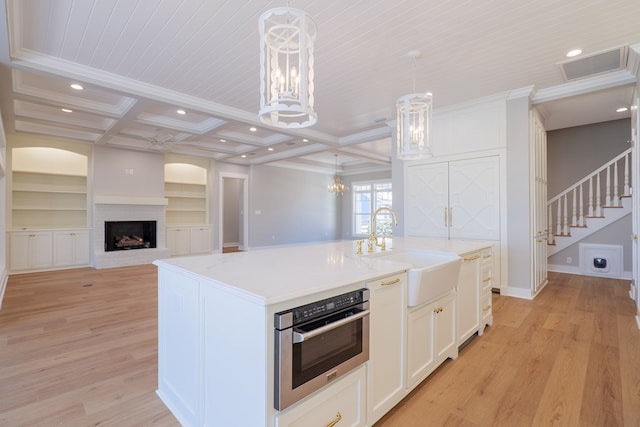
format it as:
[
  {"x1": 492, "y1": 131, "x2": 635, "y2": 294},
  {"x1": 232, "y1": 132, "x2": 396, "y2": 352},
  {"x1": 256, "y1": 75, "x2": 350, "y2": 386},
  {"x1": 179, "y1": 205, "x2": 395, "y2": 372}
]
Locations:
[{"x1": 566, "y1": 256, "x2": 572, "y2": 264}]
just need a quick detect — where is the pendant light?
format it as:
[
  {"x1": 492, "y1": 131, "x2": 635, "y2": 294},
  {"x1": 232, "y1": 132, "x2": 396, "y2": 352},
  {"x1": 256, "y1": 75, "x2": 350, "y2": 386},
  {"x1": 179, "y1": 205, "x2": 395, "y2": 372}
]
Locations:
[
  {"x1": 259, "y1": 3, "x2": 317, "y2": 128},
  {"x1": 328, "y1": 154, "x2": 347, "y2": 196},
  {"x1": 396, "y1": 50, "x2": 433, "y2": 160}
]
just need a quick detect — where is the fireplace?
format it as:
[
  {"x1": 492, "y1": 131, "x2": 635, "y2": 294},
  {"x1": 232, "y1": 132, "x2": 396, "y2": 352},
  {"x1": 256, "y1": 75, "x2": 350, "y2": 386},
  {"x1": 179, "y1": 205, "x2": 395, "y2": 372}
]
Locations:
[{"x1": 105, "y1": 220, "x2": 157, "y2": 252}]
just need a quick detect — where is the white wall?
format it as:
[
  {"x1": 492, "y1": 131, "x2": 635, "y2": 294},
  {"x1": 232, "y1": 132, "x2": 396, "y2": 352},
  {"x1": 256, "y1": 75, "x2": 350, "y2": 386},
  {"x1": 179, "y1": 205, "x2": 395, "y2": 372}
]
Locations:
[
  {"x1": 223, "y1": 178, "x2": 242, "y2": 245},
  {"x1": 249, "y1": 164, "x2": 340, "y2": 247},
  {"x1": 0, "y1": 108, "x2": 6, "y2": 309},
  {"x1": 93, "y1": 145, "x2": 164, "y2": 197}
]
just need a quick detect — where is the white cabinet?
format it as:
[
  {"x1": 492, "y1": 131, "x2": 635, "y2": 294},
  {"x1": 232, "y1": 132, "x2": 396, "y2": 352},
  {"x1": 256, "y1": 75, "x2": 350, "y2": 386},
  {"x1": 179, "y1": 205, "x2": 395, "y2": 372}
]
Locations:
[
  {"x1": 457, "y1": 247, "x2": 494, "y2": 345},
  {"x1": 366, "y1": 273, "x2": 406, "y2": 425},
  {"x1": 275, "y1": 366, "x2": 366, "y2": 427},
  {"x1": 166, "y1": 225, "x2": 212, "y2": 256},
  {"x1": 9, "y1": 231, "x2": 53, "y2": 271},
  {"x1": 480, "y1": 248, "x2": 494, "y2": 331},
  {"x1": 457, "y1": 252, "x2": 481, "y2": 345},
  {"x1": 406, "y1": 156, "x2": 500, "y2": 240},
  {"x1": 406, "y1": 291, "x2": 457, "y2": 390},
  {"x1": 53, "y1": 230, "x2": 90, "y2": 267}
]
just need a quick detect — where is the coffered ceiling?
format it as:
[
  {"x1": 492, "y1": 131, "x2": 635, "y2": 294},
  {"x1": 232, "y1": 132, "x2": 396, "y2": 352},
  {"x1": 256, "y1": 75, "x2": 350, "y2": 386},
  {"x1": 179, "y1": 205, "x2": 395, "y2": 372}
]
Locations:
[{"x1": 0, "y1": 0, "x2": 639, "y2": 174}]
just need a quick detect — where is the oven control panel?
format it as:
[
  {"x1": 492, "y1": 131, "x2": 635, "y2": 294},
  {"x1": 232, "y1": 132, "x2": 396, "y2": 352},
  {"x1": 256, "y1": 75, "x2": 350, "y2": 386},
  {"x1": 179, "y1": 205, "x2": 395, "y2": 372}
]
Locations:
[{"x1": 275, "y1": 288, "x2": 369, "y2": 329}]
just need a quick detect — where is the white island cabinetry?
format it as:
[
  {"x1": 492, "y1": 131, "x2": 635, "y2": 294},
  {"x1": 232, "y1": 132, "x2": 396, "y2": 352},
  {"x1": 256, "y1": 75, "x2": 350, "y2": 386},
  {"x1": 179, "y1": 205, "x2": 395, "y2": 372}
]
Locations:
[
  {"x1": 155, "y1": 238, "x2": 493, "y2": 427},
  {"x1": 366, "y1": 273, "x2": 407, "y2": 425},
  {"x1": 406, "y1": 290, "x2": 457, "y2": 389}
]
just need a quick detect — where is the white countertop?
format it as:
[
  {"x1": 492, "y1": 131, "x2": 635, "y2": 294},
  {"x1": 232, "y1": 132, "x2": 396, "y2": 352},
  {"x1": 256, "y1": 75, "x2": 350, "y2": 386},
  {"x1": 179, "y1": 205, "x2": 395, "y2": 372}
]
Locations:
[{"x1": 153, "y1": 237, "x2": 493, "y2": 306}]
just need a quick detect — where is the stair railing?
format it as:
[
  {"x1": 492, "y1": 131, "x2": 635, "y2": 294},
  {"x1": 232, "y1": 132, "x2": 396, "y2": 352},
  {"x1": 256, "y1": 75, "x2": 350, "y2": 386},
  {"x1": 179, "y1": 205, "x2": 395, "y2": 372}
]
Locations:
[{"x1": 547, "y1": 148, "x2": 632, "y2": 245}]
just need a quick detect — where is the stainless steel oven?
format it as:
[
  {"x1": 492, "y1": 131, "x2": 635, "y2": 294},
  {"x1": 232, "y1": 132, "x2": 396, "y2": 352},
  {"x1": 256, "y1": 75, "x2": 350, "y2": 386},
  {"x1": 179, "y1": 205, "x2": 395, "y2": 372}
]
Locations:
[{"x1": 274, "y1": 288, "x2": 370, "y2": 410}]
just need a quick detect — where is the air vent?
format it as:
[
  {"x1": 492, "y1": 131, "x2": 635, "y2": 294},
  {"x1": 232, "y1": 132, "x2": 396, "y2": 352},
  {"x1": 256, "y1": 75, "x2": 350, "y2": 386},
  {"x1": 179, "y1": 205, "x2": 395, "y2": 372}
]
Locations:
[{"x1": 558, "y1": 46, "x2": 628, "y2": 81}]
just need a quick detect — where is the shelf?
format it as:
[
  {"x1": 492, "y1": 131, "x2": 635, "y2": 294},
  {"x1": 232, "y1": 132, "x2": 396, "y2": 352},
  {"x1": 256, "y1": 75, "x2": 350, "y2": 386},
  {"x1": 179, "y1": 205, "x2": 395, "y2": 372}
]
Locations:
[
  {"x1": 13, "y1": 210, "x2": 88, "y2": 229},
  {"x1": 166, "y1": 210, "x2": 207, "y2": 226},
  {"x1": 166, "y1": 208, "x2": 207, "y2": 213}
]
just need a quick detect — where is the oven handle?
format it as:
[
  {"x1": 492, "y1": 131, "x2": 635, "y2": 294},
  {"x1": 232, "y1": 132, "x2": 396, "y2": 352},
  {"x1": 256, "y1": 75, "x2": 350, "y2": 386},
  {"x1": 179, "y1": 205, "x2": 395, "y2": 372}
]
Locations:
[{"x1": 292, "y1": 310, "x2": 369, "y2": 344}]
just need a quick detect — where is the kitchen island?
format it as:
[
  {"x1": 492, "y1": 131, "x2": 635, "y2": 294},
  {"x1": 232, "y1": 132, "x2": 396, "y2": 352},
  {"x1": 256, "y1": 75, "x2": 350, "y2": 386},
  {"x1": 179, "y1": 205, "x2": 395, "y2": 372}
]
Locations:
[{"x1": 154, "y1": 237, "x2": 493, "y2": 427}]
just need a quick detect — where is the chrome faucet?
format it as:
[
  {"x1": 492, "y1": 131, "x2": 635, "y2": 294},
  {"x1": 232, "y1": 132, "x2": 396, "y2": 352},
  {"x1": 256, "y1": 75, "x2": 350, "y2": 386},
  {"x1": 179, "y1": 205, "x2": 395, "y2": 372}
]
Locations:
[{"x1": 368, "y1": 207, "x2": 398, "y2": 252}]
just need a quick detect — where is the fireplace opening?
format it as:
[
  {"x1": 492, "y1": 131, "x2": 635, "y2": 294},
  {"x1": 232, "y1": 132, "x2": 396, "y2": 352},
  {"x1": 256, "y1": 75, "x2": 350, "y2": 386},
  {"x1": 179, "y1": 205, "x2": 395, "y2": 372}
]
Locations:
[{"x1": 105, "y1": 220, "x2": 157, "y2": 252}]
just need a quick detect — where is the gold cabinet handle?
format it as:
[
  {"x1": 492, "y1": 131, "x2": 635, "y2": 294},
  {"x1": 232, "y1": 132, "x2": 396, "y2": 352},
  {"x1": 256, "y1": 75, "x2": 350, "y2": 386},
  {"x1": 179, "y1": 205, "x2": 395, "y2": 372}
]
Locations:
[
  {"x1": 444, "y1": 207, "x2": 448, "y2": 226},
  {"x1": 449, "y1": 207, "x2": 453, "y2": 226},
  {"x1": 483, "y1": 277, "x2": 492, "y2": 283},
  {"x1": 434, "y1": 306, "x2": 443, "y2": 314},
  {"x1": 483, "y1": 254, "x2": 492, "y2": 259},
  {"x1": 326, "y1": 412, "x2": 342, "y2": 427},
  {"x1": 463, "y1": 254, "x2": 480, "y2": 262},
  {"x1": 483, "y1": 305, "x2": 492, "y2": 311},
  {"x1": 381, "y1": 277, "x2": 401, "y2": 286}
]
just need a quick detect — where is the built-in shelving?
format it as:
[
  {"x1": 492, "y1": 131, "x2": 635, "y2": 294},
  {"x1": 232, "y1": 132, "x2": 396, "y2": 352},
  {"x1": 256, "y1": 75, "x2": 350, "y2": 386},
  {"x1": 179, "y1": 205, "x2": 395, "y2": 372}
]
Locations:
[
  {"x1": 164, "y1": 162, "x2": 208, "y2": 226},
  {"x1": 11, "y1": 148, "x2": 89, "y2": 230}
]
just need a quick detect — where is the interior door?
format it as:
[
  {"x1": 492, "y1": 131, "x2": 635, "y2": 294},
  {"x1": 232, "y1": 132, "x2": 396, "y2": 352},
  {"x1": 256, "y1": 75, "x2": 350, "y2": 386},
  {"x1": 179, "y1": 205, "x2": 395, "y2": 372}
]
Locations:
[
  {"x1": 631, "y1": 96, "x2": 639, "y2": 307},
  {"x1": 531, "y1": 111, "x2": 548, "y2": 294}
]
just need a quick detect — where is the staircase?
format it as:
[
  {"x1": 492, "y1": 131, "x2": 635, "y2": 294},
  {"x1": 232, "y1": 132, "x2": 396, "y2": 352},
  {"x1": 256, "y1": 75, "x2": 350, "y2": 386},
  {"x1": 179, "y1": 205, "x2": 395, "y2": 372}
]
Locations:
[{"x1": 547, "y1": 148, "x2": 633, "y2": 256}]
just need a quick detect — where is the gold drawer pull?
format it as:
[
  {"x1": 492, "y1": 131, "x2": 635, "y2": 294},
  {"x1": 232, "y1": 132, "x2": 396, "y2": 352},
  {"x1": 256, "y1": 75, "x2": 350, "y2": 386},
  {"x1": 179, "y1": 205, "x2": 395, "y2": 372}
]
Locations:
[
  {"x1": 483, "y1": 277, "x2": 492, "y2": 283},
  {"x1": 483, "y1": 305, "x2": 492, "y2": 311},
  {"x1": 381, "y1": 278, "x2": 401, "y2": 286},
  {"x1": 483, "y1": 254, "x2": 492, "y2": 259},
  {"x1": 463, "y1": 254, "x2": 480, "y2": 261},
  {"x1": 327, "y1": 412, "x2": 342, "y2": 427},
  {"x1": 434, "y1": 306, "x2": 443, "y2": 314}
]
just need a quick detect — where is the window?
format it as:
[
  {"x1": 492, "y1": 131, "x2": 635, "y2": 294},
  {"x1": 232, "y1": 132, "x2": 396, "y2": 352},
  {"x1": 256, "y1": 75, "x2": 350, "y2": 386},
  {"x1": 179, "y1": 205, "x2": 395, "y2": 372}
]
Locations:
[{"x1": 352, "y1": 181, "x2": 393, "y2": 237}]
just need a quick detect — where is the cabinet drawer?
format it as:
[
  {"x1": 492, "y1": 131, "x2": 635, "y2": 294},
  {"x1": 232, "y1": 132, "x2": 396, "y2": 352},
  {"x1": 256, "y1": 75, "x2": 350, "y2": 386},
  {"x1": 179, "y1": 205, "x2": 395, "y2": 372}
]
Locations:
[
  {"x1": 275, "y1": 366, "x2": 366, "y2": 427},
  {"x1": 481, "y1": 292, "x2": 492, "y2": 316}
]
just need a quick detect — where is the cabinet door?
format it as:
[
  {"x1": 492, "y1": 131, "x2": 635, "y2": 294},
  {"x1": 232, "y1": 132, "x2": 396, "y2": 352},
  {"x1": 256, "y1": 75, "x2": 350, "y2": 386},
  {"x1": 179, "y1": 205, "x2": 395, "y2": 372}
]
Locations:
[
  {"x1": 189, "y1": 226, "x2": 212, "y2": 254},
  {"x1": 73, "y1": 230, "x2": 91, "y2": 265},
  {"x1": 434, "y1": 293, "x2": 457, "y2": 362},
  {"x1": 449, "y1": 156, "x2": 500, "y2": 240},
  {"x1": 406, "y1": 303, "x2": 434, "y2": 388},
  {"x1": 367, "y1": 274, "x2": 406, "y2": 424},
  {"x1": 10, "y1": 233, "x2": 32, "y2": 271},
  {"x1": 166, "y1": 227, "x2": 190, "y2": 256},
  {"x1": 30, "y1": 232, "x2": 53, "y2": 269},
  {"x1": 275, "y1": 366, "x2": 366, "y2": 427},
  {"x1": 457, "y1": 252, "x2": 481, "y2": 345},
  {"x1": 406, "y1": 162, "x2": 449, "y2": 238}
]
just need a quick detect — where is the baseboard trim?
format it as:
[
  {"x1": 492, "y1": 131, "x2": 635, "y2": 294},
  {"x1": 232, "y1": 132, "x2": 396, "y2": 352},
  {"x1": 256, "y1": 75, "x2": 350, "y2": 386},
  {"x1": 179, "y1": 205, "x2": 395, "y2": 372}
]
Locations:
[
  {"x1": 548, "y1": 264, "x2": 632, "y2": 280},
  {"x1": 499, "y1": 286, "x2": 534, "y2": 300}
]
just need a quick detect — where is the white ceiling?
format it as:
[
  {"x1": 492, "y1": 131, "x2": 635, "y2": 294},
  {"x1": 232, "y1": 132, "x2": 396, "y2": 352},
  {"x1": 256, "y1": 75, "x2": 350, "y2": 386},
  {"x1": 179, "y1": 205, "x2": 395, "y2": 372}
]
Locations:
[{"x1": 0, "y1": 0, "x2": 639, "y2": 174}]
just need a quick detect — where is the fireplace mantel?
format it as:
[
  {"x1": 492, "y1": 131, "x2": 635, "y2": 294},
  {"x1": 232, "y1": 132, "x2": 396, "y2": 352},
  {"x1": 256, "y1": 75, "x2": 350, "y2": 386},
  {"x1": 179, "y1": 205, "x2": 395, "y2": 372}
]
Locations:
[{"x1": 94, "y1": 195, "x2": 168, "y2": 206}]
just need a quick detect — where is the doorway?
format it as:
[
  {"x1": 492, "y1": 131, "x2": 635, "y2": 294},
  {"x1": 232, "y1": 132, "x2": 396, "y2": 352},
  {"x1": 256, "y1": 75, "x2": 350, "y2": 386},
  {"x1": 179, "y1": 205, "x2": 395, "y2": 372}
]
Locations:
[{"x1": 219, "y1": 173, "x2": 248, "y2": 252}]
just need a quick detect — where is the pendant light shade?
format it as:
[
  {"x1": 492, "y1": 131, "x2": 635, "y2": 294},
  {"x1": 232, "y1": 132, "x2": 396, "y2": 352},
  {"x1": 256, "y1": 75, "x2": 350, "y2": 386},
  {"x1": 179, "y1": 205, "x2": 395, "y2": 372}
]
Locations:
[
  {"x1": 396, "y1": 92, "x2": 433, "y2": 160},
  {"x1": 259, "y1": 7, "x2": 317, "y2": 128},
  {"x1": 396, "y1": 50, "x2": 433, "y2": 160}
]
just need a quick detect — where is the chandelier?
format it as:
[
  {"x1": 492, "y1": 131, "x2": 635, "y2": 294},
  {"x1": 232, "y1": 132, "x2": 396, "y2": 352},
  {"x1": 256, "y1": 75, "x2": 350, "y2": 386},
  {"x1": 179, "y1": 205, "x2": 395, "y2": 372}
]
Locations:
[
  {"x1": 259, "y1": 5, "x2": 317, "y2": 128},
  {"x1": 328, "y1": 154, "x2": 347, "y2": 196},
  {"x1": 396, "y1": 51, "x2": 433, "y2": 160}
]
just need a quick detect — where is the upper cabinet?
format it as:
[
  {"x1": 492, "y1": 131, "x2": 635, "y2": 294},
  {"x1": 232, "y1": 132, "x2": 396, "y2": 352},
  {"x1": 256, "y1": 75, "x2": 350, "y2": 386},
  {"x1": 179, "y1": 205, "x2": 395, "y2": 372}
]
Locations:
[
  {"x1": 164, "y1": 162, "x2": 208, "y2": 226},
  {"x1": 10, "y1": 147, "x2": 88, "y2": 229},
  {"x1": 406, "y1": 156, "x2": 500, "y2": 240}
]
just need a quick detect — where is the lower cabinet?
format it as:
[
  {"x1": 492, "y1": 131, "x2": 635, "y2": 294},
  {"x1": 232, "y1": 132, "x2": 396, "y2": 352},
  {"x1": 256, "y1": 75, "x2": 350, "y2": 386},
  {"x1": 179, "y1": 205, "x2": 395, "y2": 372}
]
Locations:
[
  {"x1": 10, "y1": 231, "x2": 53, "y2": 271},
  {"x1": 457, "y1": 251, "x2": 481, "y2": 345},
  {"x1": 275, "y1": 366, "x2": 366, "y2": 427},
  {"x1": 366, "y1": 273, "x2": 406, "y2": 425},
  {"x1": 406, "y1": 291, "x2": 457, "y2": 390},
  {"x1": 10, "y1": 228, "x2": 91, "y2": 273},
  {"x1": 480, "y1": 248, "x2": 494, "y2": 333},
  {"x1": 53, "y1": 230, "x2": 90, "y2": 267},
  {"x1": 166, "y1": 225, "x2": 212, "y2": 256}
]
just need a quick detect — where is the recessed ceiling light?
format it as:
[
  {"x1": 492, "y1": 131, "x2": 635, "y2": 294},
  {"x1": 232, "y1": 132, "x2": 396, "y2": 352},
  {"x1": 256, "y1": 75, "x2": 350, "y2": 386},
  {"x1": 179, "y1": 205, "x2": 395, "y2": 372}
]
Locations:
[
  {"x1": 61, "y1": 108, "x2": 73, "y2": 113},
  {"x1": 220, "y1": 139, "x2": 227, "y2": 143},
  {"x1": 566, "y1": 49, "x2": 582, "y2": 58},
  {"x1": 616, "y1": 107, "x2": 629, "y2": 113},
  {"x1": 176, "y1": 109, "x2": 186, "y2": 115},
  {"x1": 241, "y1": 154, "x2": 247, "y2": 158},
  {"x1": 70, "y1": 83, "x2": 83, "y2": 90},
  {"x1": 267, "y1": 147, "x2": 274, "y2": 151},
  {"x1": 302, "y1": 138, "x2": 309, "y2": 142},
  {"x1": 249, "y1": 127, "x2": 257, "y2": 132}
]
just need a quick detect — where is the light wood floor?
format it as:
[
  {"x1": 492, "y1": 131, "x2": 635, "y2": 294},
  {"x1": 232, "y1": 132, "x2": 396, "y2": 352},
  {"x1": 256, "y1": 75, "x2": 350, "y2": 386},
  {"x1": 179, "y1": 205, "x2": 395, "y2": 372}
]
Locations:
[{"x1": 0, "y1": 268, "x2": 638, "y2": 426}]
